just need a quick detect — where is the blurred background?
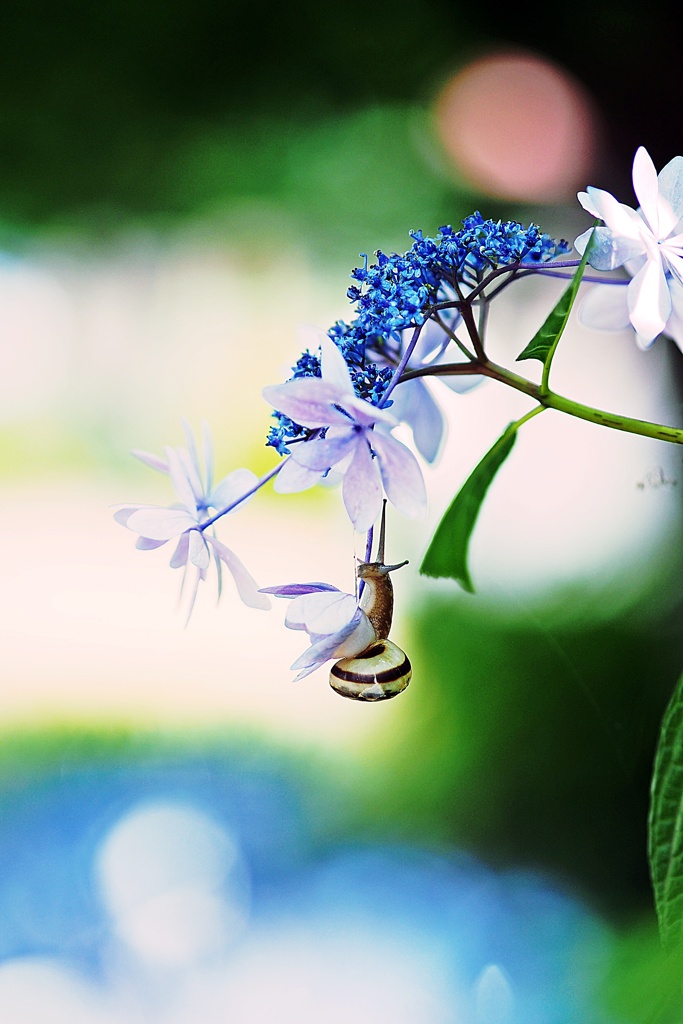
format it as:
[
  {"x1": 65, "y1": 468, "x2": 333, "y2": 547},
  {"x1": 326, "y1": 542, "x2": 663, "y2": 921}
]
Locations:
[{"x1": 1, "y1": 1, "x2": 683, "y2": 1020}]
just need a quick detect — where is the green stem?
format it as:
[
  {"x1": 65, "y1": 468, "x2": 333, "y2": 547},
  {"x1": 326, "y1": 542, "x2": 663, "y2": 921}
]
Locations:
[{"x1": 402, "y1": 359, "x2": 683, "y2": 445}]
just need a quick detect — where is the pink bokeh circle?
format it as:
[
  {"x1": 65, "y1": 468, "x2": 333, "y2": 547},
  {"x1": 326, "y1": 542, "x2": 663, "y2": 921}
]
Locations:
[{"x1": 435, "y1": 52, "x2": 596, "y2": 202}]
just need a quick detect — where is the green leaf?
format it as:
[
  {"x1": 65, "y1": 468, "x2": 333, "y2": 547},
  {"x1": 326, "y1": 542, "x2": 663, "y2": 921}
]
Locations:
[
  {"x1": 516, "y1": 239, "x2": 592, "y2": 369},
  {"x1": 649, "y1": 672, "x2": 683, "y2": 950},
  {"x1": 420, "y1": 424, "x2": 517, "y2": 591}
]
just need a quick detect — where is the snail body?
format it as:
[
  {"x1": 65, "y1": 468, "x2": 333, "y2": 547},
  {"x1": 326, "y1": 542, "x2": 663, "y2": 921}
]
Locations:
[{"x1": 329, "y1": 504, "x2": 412, "y2": 701}]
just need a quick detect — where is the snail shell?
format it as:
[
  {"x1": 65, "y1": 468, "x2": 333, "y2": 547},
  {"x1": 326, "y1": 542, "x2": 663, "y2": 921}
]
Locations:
[
  {"x1": 330, "y1": 639, "x2": 412, "y2": 701},
  {"x1": 329, "y1": 503, "x2": 411, "y2": 701}
]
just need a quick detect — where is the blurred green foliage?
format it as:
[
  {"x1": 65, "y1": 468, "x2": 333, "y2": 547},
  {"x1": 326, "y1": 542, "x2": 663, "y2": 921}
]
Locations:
[
  {"x1": 1, "y1": 0, "x2": 680, "y2": 238},
  {"x1": 350, "y1": 590, "x2": 683, "y2": 922}
]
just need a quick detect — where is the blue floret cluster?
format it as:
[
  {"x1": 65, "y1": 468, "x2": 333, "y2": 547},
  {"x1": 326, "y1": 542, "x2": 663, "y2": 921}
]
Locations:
[{"x1": 266, "y1": 215, "x2": 568, "y2": 454}]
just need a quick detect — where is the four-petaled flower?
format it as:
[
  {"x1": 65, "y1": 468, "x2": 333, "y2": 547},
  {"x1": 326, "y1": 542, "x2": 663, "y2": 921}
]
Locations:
[
  {"x1": 263, "y1": 335, "x2": 427, "y2": 532},
  {"x1": 575, "y1": 146, "x2": 683, "y2": 346},
  {"x1": 259, "y1": 582, "x2": 375, "y2": 680},
  {"x1": 114, "y1": 421, "x2": 270, "y2": 616}
]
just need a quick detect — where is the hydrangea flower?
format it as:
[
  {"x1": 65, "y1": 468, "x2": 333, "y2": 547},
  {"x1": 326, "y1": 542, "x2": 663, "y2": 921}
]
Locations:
[
  {"x1": 575, "y1": 146, "x2": 683, "y2": 346},
  {"x1": 377, "y1": 298, "x2": 484, "y2": 464},
  {"x1": 263, "y1": 335, "x2": 427, "y2": 532},
  {"x1": 114, "y1": 421, "x2": 270, "y2": 615},
  {"x1": 260, "y1": 582, "x2": 375, "y2": 680}
]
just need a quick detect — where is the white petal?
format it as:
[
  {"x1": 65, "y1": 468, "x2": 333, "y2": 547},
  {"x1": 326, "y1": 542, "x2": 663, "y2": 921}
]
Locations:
[
  {"x1": 273, "y1": 456, "x2": 325, "y2": 493},
  {"x1": 166, "y1": 446, "x2": 198, "y2": 511},
  {"x1": 319, "y1": 334, "x2": 354, "y2": 394},
  {"x1": 576, "y1": 226, "x2": 644, "y2": 270},
  {"x1": 371, "y1": 430, "x2": 427, "y2": 519},
  {"x1": 177, "y1": 446, "x2": 205, "y2": 503},
  {"x1": 578, "y1": 284, "x2": 631, "y2": 331},
  {"x1": 663, "y1": 247, "x2": 683, "y2": 285},
  {"x1": 112, "y1": 504, "x2": 148, "y2": 527},
  {"x1": 290, "y1": 609, "x2": 374, "y2": 680},
  {"x1": 206, "y1": 536, "x2": 271, "y2": 609},
  {"x1": 658, "y1": 156, "x2": 683, "y2": 225},
  {"x1": 627, "y1": 258, "x2": 671, "y2": 343},
  {"x1": 585, "y1": 187, "x2": 644, "y2": 240},
  {"x1": 209, "y1": 467, "x2": 259, "y2": 513},
  {"x1": 125, "y1": 506, "x2": 198, "y2": 540},
  {"x1": 632, "y1": 146, "x2": 661, "y2": 236},
  {"x1": 577, "y1": 190, "x2": 600, "y2": 218},
  {"x1": 201, "y1": 421, "x2": 214, "y2": 493},
  {"x1": 189, "y1": 529, "x2": 211, "y2": 569},
  {"x1": 341, "y1": 438, "x2": 383, "y2": 533},
  {"x1": 181, "y1": 418, "x2": 205, "y2": 496},
  {"x1": 331, "y1": 610, "x2": 376, "y2": 658},
  {"x1": 287, "y1": 590, "x2": 358, "y2": 635}
]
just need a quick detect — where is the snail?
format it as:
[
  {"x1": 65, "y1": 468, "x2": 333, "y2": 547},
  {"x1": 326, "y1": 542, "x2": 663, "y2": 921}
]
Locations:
[{"x1": 330, "y1": 503, "x2": 412, "y2": 702}]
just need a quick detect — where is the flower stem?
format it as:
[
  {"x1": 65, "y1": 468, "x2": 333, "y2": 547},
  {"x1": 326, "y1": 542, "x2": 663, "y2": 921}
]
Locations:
[
  {"x1": 199, "y1": 460, "x2": 284, "y2": 532},
  {"x1": 403, "y1": 359, "x2": 683, "y2": 445}
]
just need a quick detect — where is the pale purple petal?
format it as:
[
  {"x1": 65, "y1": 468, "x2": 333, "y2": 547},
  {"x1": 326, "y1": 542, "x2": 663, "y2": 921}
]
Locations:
[
  {"x1": 201, "y1": 421, "x2": 214, "y2": 493},
  {"x1": 180, "y1": 419, "x2": 205, "y2": 498},
  {"x1": 125, "y1": 506, "x2": 198, "y2": 540},
  {"x1": 439, "y1": 372, "x2": 484, "y2": 395},
  {"x1": 371, "y1": 430, "x2": 427, "y2": 520},
  {"x1": 341, "y1": 437, "x2": 383, "y2": 532},
  {"x1": 136, "y1": 536, "x2": 168, "y2": 550},
  {"x1": 579, "y1": 284, "x2": 631, "y2": 331},
  {"x1": 289, "y1": 431, "x2": 356, "y2": 472},
  {"x1": 209, "y1": 467, "x2": 259, "y2": 513},
  {"x1": 189, "y1": 529, "x2": 211, "y2": 570},
  {"x1": 177, "y1": 446, "x2": 204, "y2": 504},
  {"x1": 627, "y1": 258, "x2": 671, "y2": 343},
  {"x1": 170, "y1": 532, "x2": 190, "y2": 568},
  {"x1": 389, "y1": 379, "x2": 445, "y2": 464},
  {"x1": 131, "y1": 450, "x2": 170, "y2": 474},
  {"x1": 166, "y1": 446, "x2": 197, "y2": 511},
  {"x1": 331, "y1": 610, "x2": 376, "y2": 658},
  {"x1": 274, "y1": 456, "x2": 326, "y2": 494},
  {"x1": 290, "y1": 608, "x2": 374, "y2": 680},
  {"x1": 260, "y1": 583, "x2": 341, "y2": 598},
  {"x1": 262, "y1": 379, "x2": 356, "y2": 428},
  {"x1": 339, "y1": 392, "x2": 397, "y2": 428},
  {"x1": 183, "y1": 567, "x2": 203, "y2": 625},
  {"x1": 112, "y1": 504, "x2": 153, "y2": 527},
  {"x1": 205, "y1": 535, "x2": 270, "y2": 609},
  {"x1": 408, "y1": 318, "x2": 454, "y2": 364},
  {"x1": 319, "y1": 334, "x2": 354, "y2": 394}
]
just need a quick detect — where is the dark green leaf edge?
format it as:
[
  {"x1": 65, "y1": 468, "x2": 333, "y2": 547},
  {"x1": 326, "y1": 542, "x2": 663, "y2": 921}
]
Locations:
[
  {"x1": 516, "y1": 235, "x2": 593, "y2": 370},
  {"x1": 649, "y1": 672, "x2": 683, "y2": 951},
  {"x1": 420, "y1": 423, "x2": 517, "y2": 591}
]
